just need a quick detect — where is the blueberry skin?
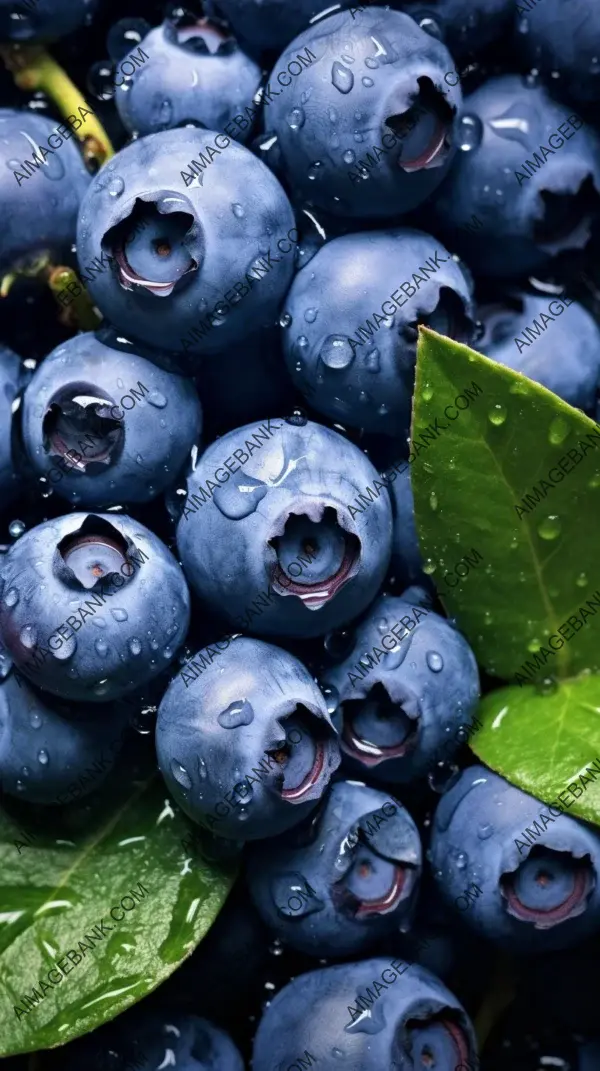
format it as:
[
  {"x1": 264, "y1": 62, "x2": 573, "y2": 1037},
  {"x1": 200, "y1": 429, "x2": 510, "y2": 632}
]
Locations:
[
  {"x1": 75, "y1": 128, "x2": 297, "y2": 363},
  {"x1": 399, "y1": 0, "x2": 514, "y2": 58},
  {"x1": 0, "y1": 513, "x2": 190, "y2": 703},
  {"x1": 156, "y1": 637, "x2": 341, "y2": 841},
  {"x1": 266, "y1": 7, "x2": 462, "y2": 220},
  {"x1": 322, "y1": 591, "x2": 480, "y2": 784},
  {"x1": 21, "y1": 332, "x2": 202, "y2": 507},
  {"x1": 429, "y1": 75, "x2": 600, "y2": 277},
  {"x1": 0, "y1": 109, "x2": 91, "y2": 274},
  {"x1": 114, "y1": 19, "x2": 262, "y2": 142},
  {"x1": 0, "y1": 0, "x2": 98, "y2": 42},
  {"x1": 389, "y1": 463, "x2": 427, "y2": 587},
  {"x1": 477, "y1": 292, "x2": 600, "y2": 412},
  {"x1": 64, "y1": 1011, "x2": 244, "y2": 1071},
  {"x1": 430, "y1": 765, "x2": 600, "y2": 953},
  {"x1": 281, "y1": 229, "x2": 475, "y2": 436},
  {"x1": 253, "y1": 958, "x2": 479, "y2": 1071},
  {"x1": 517, "y1": 0, "x2": 600, "y2": 108},
  {"x1": 208, "y1": 0, "x2": 345, "y2": 56},
  {"x1": 0, "y1": 674, "x2": 130, "y2": 804},
  {"x1": 176, "y1": 417, "x2": 393, "y2": 639},
  {"x1": 0, "y1": 344, "x2": 24, "y2": 508},
  {"x1": 247, "y1": 779, "x2": 422, "y2": 955}
]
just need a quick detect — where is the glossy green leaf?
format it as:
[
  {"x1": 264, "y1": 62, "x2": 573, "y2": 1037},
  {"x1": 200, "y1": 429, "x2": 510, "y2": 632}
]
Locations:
[
  {"x1": 0, "y1": 755, "x2": 235, "y2": 1056},
  {"x1": 470, "y1": 677, "x2": 600, "y2": 828},
  {"x1": 411, "y1": 327, "x2": 600, "y2": 682}
]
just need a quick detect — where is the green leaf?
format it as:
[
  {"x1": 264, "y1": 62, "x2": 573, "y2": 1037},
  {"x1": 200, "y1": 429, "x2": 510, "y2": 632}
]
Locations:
[
  {"x1": 471, "y1": 677, "x2": 600, "y2": 828},
  {"x1": 411, "y1": 327, "x2": 600, "y2": 682},
  {"x1": 0, "y1": 755, "x2": 236, "y2": 1057}
]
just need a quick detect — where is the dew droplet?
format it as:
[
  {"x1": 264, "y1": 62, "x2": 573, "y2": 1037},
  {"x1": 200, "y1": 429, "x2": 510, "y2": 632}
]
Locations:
[
  {"x1": 171, "y1": 760, "x2": 192, "y2": 790},
  {"x1": 429, "y1": 491, "x2": 438, "y2": 511},
  {"x1": 320, "y1": 335, "x2": 355, "y2": 370},
  {"x1": 343, "y1": 149, "x2": 356, "y2": 165},
  {"x1": 38, "y1": 749, "x2": 49, "y2": 766},
  {"x1": 320, "y1": 684, "x2": 339, "y2": 715},
  {"x1": 362, "y1": 76, "x2": 374, "y2": 87},
  {"x1": 331, "y1": 61, "x2": 354, "y2": 94},
  {"x1": 20, "y1": 625, "x2": 37, "y2": 650},
  {"x1": 304, "y1": 307, "x2": 318, "y2": 323},
  {"x1": 29, "y1": 711, "x2": 42, "y2": 729},
  {"x1": 426, "y1": 651, "x2": 444, "y2": 672},
  {"x1": 107, "y1": 176, "x2": 124, "y2": 198},
  {"x1": 422, "y1": 383, "x2": 434, "y2": 401},
  {"x1": 537, "y1": 515, "x2": 561, "y2": 541},
  {"x1": 457, "y1": 113, "x2": 483, "y2": 152},
  {"x1": 589, "y1": 473, "x2": 600, "y2": 489},
  {"x1": 217, "y1": 699, "x2": 254, "y2": 729},
  {"x1": 307, "y1": 161, "x2": 324, "y2": 181},
  {"x1": 231, "y1": 202, "x2": 245, "y2": 218},
  {"x1": 548, "y1": 416, "x2": 569, "y2": 445},
  {"x1": 280, "y1": 312, "x2": 292, "y2": 329},
  {"x1": 286, "y1": 107, "x2": 306, "y2": 130},
  {"x1": 94, "y1": 638, "x2": 109, "y2": 657},
  {"x1": 4, "y1": 587, "x2": 19, "y2": 607},
  {"x1": 477, "y1": 822, "x2": 494, "y2": 840},
  {"x1": 9, "y1": 519, "x2": 25, "y2": 538},
  {"x1": 111, "y1": 608, "x2": 128, "y2": 622},
  {"x1": 488, "y1": 404, "x2": 507, "y2": 426},
  {"x1": 147, "y1": 390, "x2": 167, "y2": 408},
  {"x1": 456, "y1": 851, "x2": 468, "y2": 870},
  {"x1": 576, "y1": 572, "x2": 588, "y2": 588},
  {"x1": 363, "y1": 347, "x2": 380, "y2": 373},
  {"x1": 422, "y1": 558, "x2": 437, "y2": 575},
  {"x1": 129, "y1": 638, "x2": 142, "y2": 656}
]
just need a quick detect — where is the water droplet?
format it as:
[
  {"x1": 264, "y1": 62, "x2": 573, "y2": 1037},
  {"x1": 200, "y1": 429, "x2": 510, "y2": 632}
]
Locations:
[
  {"x1": 307, "y1": 161, "x2": 324, "y2": 180},
  {"x1": 9, "y1": 520, "x2": 25, "y2": 538},
  {"x1": 457, "y1": 113, "x2": 483, "y2": 152},
  {"x1": 280, "y1": 312, "x2": 292, "y2": 329},
  {"x1": 213, "y1": 471, "x2": 268, "y2": 520},
  {"x1": 217, "y1": 699, "x2": 254, "y2": 729},
  {"x1": 456, "y1": 851, "x2": 468, "y2": 870},
  {"x1": 422, "y1": 558, "x2": 437, "y2": 575},
  {"x1": 589, "y1": 473, "x2": 600, "y2": 489},
  {"x1": 362, "y1": 76, "x2": 374, "y2": 87},
  {"x1": 94, "y1": 638, "x2": 109, "y2": 657},
  {"x1": 107, "y1": 176, "x2": 124, "y2": 198},
  {"x1": 527, "y1": 638, "x2": 541, "y2": 652},
  {"x1": 426, "y1": 651, "x2": 444, "y2": 672},
  {"x1": 483, "y1": 610, "x2": 493, "y2": 626},
  {"x1": 29, "y1": 711, "x2": 42, "y2": 729},
  {"x1": 37, "y1": 749, "x2": 49, "y2": 766},
  {"x1": 320, "y1": 684, "x2": 339, "y2": 715},
  {"x1": 51, "y1": 634, "x2": 77, "y2": 661},
  {"x1": 285, "y1": 408, "x2": 308, "y2": 427},
  {"x1": 363, "y1": 348, "x2": 380, "y2": 374},
  {"x1": 286, "y1": 107, "x2": 306, "y2": 130},
  {"x1": 331, "y1": 61, "x2": 354, "y2": 94},
  {"x1": 171, "y1": 760, "x2": 192, "y2": 790},
  {"x1": 4, "y1": 587, "x2": 19, "y2": 607},
  {"x1": 477, "y1": 822, "x2": 494, "y2": 840},
  {"x1": 129, "y1": 638, "x2": 142, "y2": 656},
  {"x1": 147, "y1": 390, "x2": 167, "y2": 408},
  {"x1": 548, "y1": 416, "x2": 569, "y2": 445},
  {"x1": 231, "y1": 202, "x2": 245, "y2": 218},
  {"x1": 343, "y1": 149, "x2": 356, "y2": 165},
  {"x1": 320, "y1": 335, "x2": 355, "y2": 370},
  {"x1": 428, "y1": 760, "x2": 461, "y2": 794},
  {"x1": 537, "y1": 515, "x2": 561, "y2": 541},
  {"x1": 304, "y1": 307, "x2": 318, "y2": 323},
  {"x1": 535, "y1": 675, "x2": 558, "y2": 696},
  {"x1": 576, "y1": 572, "x2": 588, "y2": 588},
  {"x1": 429, "y1": 491, "x2": 438, "y2": 512},
  {"x1": 488, "y1": 404, "x2": 507, "y2": 426},
  {"x1": 20, "y1": 626, "x2": 37, "y2": 650},
  {"x1": 111, "y1": 608, "x2": 128, "y2": 622},
  {"x1": 422, "y1": 383, "x2": 434, "y2": 401}
]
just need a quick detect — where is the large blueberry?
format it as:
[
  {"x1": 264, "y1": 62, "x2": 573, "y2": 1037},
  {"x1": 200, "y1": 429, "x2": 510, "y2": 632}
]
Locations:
[
  {"x1": 477, "y1": 290, "x2": 600, "y2": 412},
  {"x1": 0, "y1": 109, "x2": 91, "y2": 273},
  {"x1": 156, "y1": 637, "x2": 340, "y2": 841},
  {"x1": 253, "y1": 957, "x2": 479, "y2": 1071},
  {"x1": 21, "y1": 332, "x2": 202, "y2": 507},
  {"x1": 430, "y1": 75, "x2": 600, "y2": 277},
  {"x1": 281, "y1": 229, "x2": 475, "y2": 436},
  {"x1": 114, "y1": 16, "x2": 262, "y2": 141},
  {"x1": 76, "y1": 128, "x2": 297, "y2": 365},
  {"x1": 0, "y1": 674, "x2": 130, "y2": 805},
  {"x1": 322, "y1": 591, "x2": 479, "y2": 784},
  {"x1": 0, "y1": 513, "x2": 190, "y2": 702},
  {"x1": 63, "y1": 1009, "x2": 244, "y2": 1071},
  {"x1": 266, "y1": 7, "x2": 462, "y2": 219},
  {"x1": 176, "y1": 417, "x2": 393, "y2": 638},
  {"x1": 0, "y1": 0, "x2": 98, "y2": 41},
  {"x1": 247, "y1": 779, "x2": 422, "y2": 955},
  {"x1": 516, "y1": 0, "x2": 600, "y2": 108},
  {"x1": 431, "y1": 765, "x2": 600, "y2": 952}
]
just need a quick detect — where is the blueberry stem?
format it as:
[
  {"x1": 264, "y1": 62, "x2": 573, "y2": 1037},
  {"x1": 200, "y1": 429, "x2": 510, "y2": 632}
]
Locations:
[
  {"x1": 0, "y1": 43, "x2": 113, "y2": 169},
  {"x1": 48, "y1": 266, "x2": 102, "y2": 330}
]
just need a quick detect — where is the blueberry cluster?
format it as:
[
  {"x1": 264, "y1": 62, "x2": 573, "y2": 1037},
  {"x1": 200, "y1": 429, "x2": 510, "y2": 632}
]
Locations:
[{"x1": 0, "y1": 0, "x2": 599, "y2": 1069}]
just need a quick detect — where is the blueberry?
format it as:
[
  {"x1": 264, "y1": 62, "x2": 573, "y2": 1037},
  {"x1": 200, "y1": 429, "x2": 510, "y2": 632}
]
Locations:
[
  {"x1": 399, "y1": 0, "x2": 514, "y2": 58},
  {"x1": 431, "y1": 765, "x2": 600, "y2": 952},
  {"x1": 64, "y1": 1009, "x2": 244, "y2": 1071},
  {"x1": 0, "y1": 0, "x2": 99, "y2": 42},
  {"x1": 430, "y1": 74, "x2": 600, "y2": 277},
  {"x1": 0, "y1": 109, "x2": 91, "y2": 273},
  {"x1": 114, "y1": 17, "x2": 262, "y2": 141},
  {"x1": 0, "y1": 512, "x2": 190, "y2": 702},
  {"x1": 0, "y1": 673, "x2": 131, "y2": 805},
  {"x1": 0, "y1": 343, "x2": 24, "y2": 508},
  {"x1": 477, "y1": 290, "x2": 600, "y2": 412},
  {"x1": 156, "y1": 637, "x2": 340, "y2": 841},
  {"x1": 21, "y1": 331, "x2": 202, "y2": 507},
  {"x1": 252, "y1": 957, "x2": 479, "y2": 1070},
  {"x1": 322, "y1": 591, "x2": 480, "y2": 784},
  {"x1": 247, "y1": 779, "x2": 422, "y2": 955},
  {"x1": 76, "y1": 128, "x2": 297, "y2": 364},
  {"x1": 281, "y1": 229, "x2": 475, "y2": 436},
  {"x1": 517, "y1": 0, "x2": 600, "y2": 108},
  {"x1": 265, "y1": 7, "x2": 462, "y2": 219},
  {"x1": 176, "y1": 417, "x2": 393, "y2": 638}
]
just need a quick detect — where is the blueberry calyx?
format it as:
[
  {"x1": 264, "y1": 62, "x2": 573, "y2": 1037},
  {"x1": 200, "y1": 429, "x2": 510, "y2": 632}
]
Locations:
[
  {"x1": 171, "y1": 17, "x2": 237, "y2": 55},
  {"x1": 341, "y1": 683, "x2": 420, "y2": 767},
  {"x1": 500, "y1": 846, "x2": 595, "y2": 928},
  {"x1": 42, "y1": 387, "x2": 124, "y2": 472},
  {"x1": 55, "y1": 515, "x2": 140, "y2": 591},
  {"x1": 107, "y1": 198, "x2": 200, "y2": 297},
  {"x1": 269, "y1": 506, "x2": 361, "y2": 610},
  {"x1": 386, "y1": 79, "x2": 454, "y2": 174}
]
